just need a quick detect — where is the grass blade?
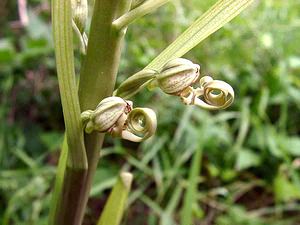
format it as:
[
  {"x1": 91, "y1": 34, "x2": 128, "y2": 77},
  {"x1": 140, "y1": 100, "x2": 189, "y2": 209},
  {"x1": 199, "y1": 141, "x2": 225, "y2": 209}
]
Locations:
[{"x1": 180, "y1": 146, "x2": 202, "y2": 225}]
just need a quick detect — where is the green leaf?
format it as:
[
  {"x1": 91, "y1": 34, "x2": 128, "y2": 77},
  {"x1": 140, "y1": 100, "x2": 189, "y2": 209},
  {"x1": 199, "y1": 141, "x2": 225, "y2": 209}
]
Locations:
[
  {"x1": 40, "y1": 132, "x2": 64, "y2": 152},
  {"x1": 274, "y1": 172, "x2": 300, "y2": 202},
  {"x1": 52, "y1": 0, "x2": 87, "y2": 168},
  {"x1": 180, "y1": 147, "x2": 202, "y2": 225},
  {"x1": 113, "y1": 0, "x2": 172, "y2": 30},
  {"x1": 235, "y1": 148, "x2": 261, "y2": 171},
  {"x1": 48, "y1": 138, "x2": 68, "y2": 225},
  {"x1": 161, "y1": 185, "x2": 183, "y2": 225},
  {"x1": 97, "y1": 172, "x2": 133, "y2": 225},
  {"x1": 278, "y1": 136, "x2": 300, "y2": 156},
  {"x1": 146, "y1": 0, "x2": 254, "y2": 71},
  {"x1": 0, "y1": 39, "x2": 15, "y2": 64}
]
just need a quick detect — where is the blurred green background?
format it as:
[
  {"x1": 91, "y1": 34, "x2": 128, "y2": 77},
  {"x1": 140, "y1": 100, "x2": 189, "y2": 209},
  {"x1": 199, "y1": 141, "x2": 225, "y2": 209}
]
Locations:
[{"x1": 1, "y1": 0, "x2": 300, "y2": 224}]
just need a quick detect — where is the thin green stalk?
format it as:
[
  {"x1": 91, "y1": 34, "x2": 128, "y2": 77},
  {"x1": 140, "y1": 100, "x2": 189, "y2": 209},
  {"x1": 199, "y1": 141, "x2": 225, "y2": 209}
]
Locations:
[
  {"x1": 97, "y1": 172, "x2": 133, "y2": 225},
  {"x1": 180, "y1": 146, "x2": 202, "y2": 225},
  {"x1": 113, "y1": 0, "x2": 171, "y2": 31}
]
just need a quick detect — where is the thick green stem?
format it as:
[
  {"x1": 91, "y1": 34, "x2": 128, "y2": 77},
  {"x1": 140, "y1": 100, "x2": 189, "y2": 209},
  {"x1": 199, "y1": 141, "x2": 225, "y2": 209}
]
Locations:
[
  {"x1": 49, "y1": 0, "x2": 132, "y2": 225},
  {"x1": 54, "y1": 167, "x2": 88, "y2": 224},
  {"x1": 77, "y1": 0, "x2": 133, "y2": 223},
  {"x1": 49, "y1": 135, "x2": 102, "y2": 225}
]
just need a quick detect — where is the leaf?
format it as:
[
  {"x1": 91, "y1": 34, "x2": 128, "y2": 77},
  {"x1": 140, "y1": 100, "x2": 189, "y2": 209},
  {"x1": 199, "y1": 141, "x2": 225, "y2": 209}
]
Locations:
[
  {"x1": 180, "y1": 147, "x2": 202, "y2": 225},
  {"x1": 48, "y1": 138, "x2": 68, "y2": 225},
  {"x1": 274, "y1": 172, "x2": 300, "y2": 202},
  {"x1": 235, "y1": 148, "x2": 261, "y2": 171},
  {"x1": 91, "y1": 166, "x2": 120, "y2": 196},
  {"x1": 266, "y1": 127, "x2": 284, "y2": 158},
  {"x1": 40, "y1": 132, "x2": 64, "y2": 152},
  {"x1": 52, "y1": 0, "x2": 87, "y2": 168},
  {"x1": 161, "y1": 185, "x2": 183, "y2": 225},
  {"x1": 97, "y1": 172, "x2": 133, "y2": 225},
  {"x1": 146, "y1": 0, "x2": 254, "y2": 71},
  {"x1": 0, "y1": 39, "x2": 15, "y2": 64},
  {"x1": 278, "y1": 136, "x2": 300, "y2": 156}
]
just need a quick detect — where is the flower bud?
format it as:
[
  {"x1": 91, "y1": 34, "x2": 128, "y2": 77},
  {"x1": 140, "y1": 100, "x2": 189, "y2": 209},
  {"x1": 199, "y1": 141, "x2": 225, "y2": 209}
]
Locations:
[
  {"x1": 81, "y1": 96, "x2": 132, "y2": 134},
  {"x1": 156, "y1": 58, "x2": 200, "y2": 95},
  {"x1": 71, "y1": 0, "x2": 88, "y2": 34},
  {"x1": 81, "y1": 97, "x2": 157, "y2": 142}
]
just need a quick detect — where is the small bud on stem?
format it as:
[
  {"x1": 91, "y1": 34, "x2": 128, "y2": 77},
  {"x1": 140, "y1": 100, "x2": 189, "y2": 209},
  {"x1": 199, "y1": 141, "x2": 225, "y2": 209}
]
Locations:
[
  {"x1": 81, "y1": 97, "x2": 157, "y2": 142},
  {"x1": 156, "y1": 58, "x2": 200, "y2": 95},
  {"x1": 71, "y1": 0, "x2": 88, "y2": 34},
  {"x1": 71, "y1": 0, "x2": 88, "y2": 54}
]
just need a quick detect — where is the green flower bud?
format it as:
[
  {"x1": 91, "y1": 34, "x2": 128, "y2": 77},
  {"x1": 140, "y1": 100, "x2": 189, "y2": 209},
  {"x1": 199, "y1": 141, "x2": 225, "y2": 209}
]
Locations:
[
  {"x1": 81, "y1": 96, "x2": 132, "y2": 134},
  {"x1": 81, "y1": 97, "x2": 157, "y2": 142},
  {"x1": 156, "y1": 58, "x2": 200, "y2": 95},
  {"x1": 71, "y1": 0, "x2": 88, "y2": 34}
]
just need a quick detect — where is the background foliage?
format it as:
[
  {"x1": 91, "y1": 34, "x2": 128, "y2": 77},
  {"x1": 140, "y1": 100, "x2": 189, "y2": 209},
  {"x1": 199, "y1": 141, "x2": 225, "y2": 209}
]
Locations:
[{"x1": 1, "y1": 0, "x2": 300, "y2": 224}]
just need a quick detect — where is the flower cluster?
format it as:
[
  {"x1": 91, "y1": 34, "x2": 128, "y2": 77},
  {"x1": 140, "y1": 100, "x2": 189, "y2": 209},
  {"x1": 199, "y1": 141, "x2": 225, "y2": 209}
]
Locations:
[{"x1": 81, "y1": 58, "x2": 234, "y2": 142}]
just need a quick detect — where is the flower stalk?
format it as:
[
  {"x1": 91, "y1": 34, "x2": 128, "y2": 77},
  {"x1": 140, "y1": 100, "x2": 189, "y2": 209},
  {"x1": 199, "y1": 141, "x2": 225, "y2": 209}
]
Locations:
[{"x1": 75, "y1": 0, "x2": 134, "y2": 223}]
